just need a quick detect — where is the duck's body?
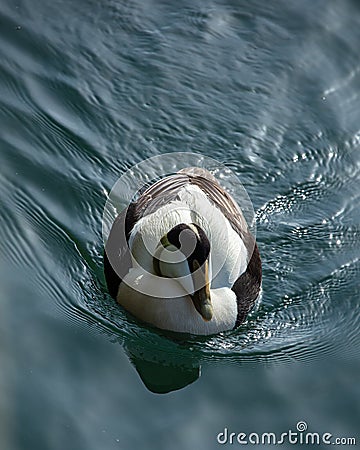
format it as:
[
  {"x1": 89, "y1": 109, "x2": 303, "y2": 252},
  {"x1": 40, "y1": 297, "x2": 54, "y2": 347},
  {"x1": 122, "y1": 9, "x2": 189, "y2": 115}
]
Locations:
[{"x1": 104, "y1": 168, "x2": 261, "y2": 335}]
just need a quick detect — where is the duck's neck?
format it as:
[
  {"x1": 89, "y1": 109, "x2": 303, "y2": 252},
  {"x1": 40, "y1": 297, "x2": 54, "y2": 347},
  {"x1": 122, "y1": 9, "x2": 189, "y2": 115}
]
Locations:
[{"x1": 153, "y1": 243, "x2": 195, "y2": 296}]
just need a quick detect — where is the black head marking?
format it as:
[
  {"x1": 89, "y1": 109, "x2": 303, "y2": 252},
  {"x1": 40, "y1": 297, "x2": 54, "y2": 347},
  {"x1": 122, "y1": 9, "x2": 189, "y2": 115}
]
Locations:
[{"x1": 166, "y1": 223, "x2": 210, "y2": 271}]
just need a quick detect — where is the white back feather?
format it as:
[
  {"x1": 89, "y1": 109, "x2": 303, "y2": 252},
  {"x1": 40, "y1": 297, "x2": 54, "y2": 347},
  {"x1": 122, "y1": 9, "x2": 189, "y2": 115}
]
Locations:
[{"x1": 129, "y1": 185, "x2": 248, "y2": 288}]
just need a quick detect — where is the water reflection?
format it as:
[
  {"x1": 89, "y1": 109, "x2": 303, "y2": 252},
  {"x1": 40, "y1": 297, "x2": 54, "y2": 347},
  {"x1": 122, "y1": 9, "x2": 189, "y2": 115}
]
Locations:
[
  {"x1": 126, "y1": 344, "x2": 200, "y2": 394},
  {"x1": 87, "y1": 300, "x2": 203, "y2": 394},
  {"x1": 120, "y1": 326, "x2": 202, "y2": 393}
]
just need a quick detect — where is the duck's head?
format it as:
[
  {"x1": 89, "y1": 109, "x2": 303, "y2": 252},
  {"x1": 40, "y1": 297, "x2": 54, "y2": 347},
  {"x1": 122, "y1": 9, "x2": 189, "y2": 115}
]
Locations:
[{"x1": 153, "y1": 223, "x2": 213, "y2": 321}]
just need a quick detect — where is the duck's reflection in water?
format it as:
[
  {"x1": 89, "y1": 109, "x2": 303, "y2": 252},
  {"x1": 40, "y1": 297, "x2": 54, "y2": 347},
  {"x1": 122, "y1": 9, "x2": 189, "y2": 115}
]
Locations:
[
  {"x1": 129, "y1": 353, "x2": 200, "y2": 394},
  {"x1": 124, "y1": 338, "x2": 201, "y2": 394}
]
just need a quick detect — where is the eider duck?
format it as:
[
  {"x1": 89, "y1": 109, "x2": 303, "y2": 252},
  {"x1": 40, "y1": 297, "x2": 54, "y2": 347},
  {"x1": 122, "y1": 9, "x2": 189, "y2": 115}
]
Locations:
[{"x1": 104, "y1": 167, "x2": 261, "y2": 335}]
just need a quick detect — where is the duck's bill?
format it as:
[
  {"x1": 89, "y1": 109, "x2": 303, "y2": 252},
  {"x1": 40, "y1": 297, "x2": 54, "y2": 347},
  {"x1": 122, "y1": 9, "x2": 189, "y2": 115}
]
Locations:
[{"x1": 190, "y1": 260, "x2": 213, "y2": 321}]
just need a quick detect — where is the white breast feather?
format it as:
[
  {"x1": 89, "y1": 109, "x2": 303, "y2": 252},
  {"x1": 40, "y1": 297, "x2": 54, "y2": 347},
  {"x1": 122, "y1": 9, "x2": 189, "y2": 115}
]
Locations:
[{"x1": 118, "y1": 268, "x2": 238, "y2": 334}]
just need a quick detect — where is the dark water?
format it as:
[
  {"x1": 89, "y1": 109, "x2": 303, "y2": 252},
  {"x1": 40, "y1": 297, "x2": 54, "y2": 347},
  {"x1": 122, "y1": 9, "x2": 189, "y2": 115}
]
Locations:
[{"x1": 1, "y1": 0, "x2": 359, "y2": 449}]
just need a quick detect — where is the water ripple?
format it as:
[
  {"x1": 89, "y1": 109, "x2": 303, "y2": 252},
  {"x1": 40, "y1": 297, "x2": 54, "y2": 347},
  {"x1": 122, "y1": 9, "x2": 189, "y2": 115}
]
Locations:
[{"x1": 1, "y1": 0, "x2": 359, "y2": 393}]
